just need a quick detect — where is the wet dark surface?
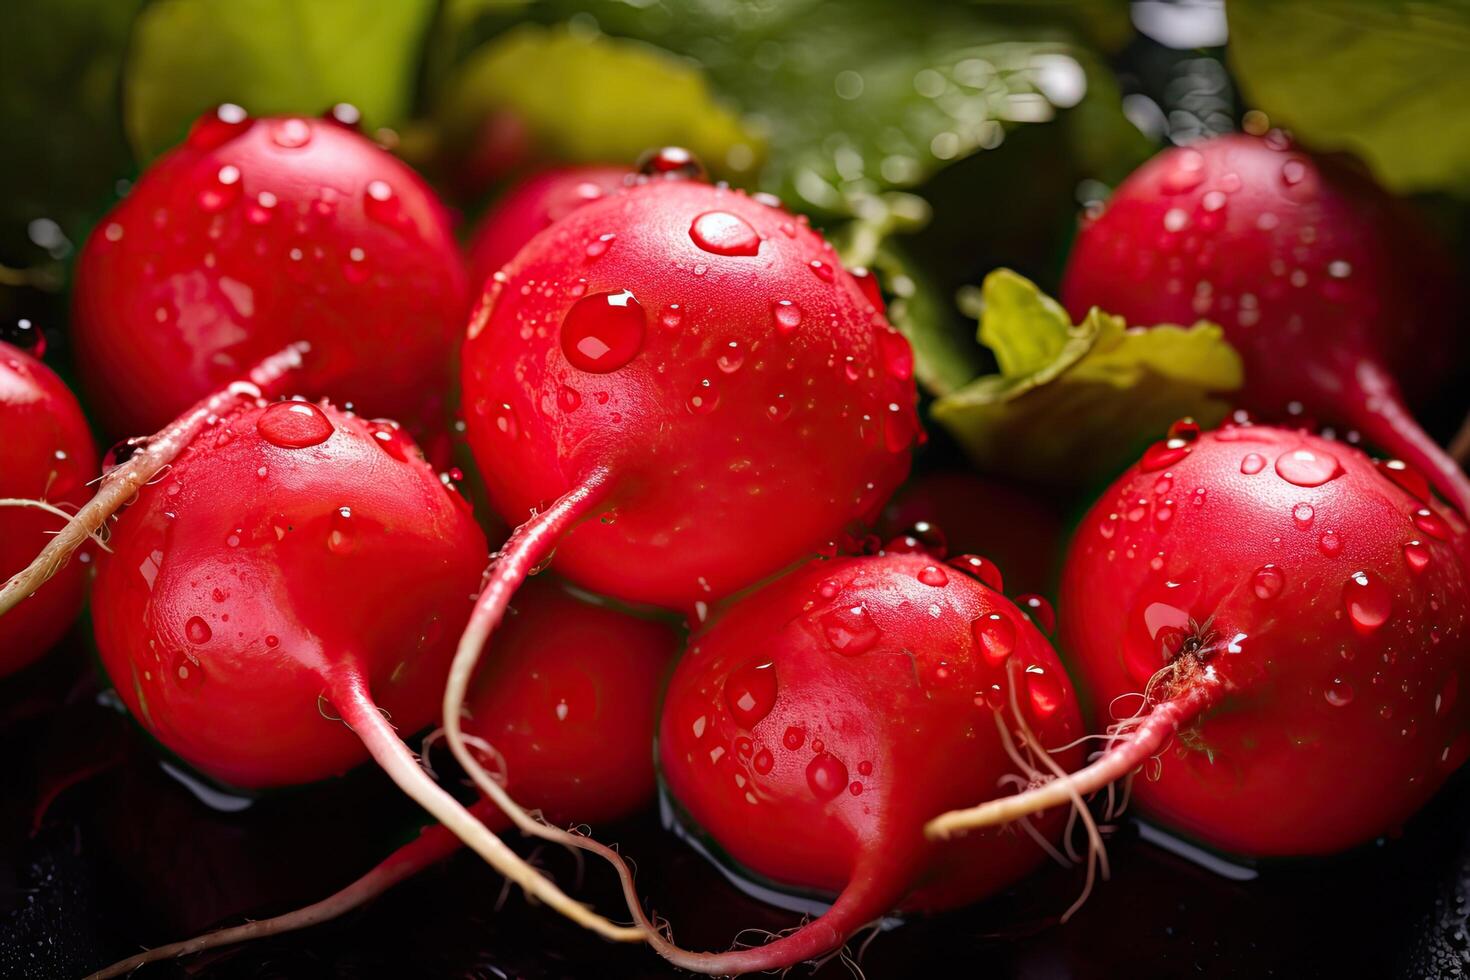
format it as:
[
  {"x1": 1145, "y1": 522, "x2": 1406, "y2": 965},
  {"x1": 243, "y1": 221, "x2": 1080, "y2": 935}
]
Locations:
[{"x1": 2, "y1": 630, "x2": 1468, "y2": 979}]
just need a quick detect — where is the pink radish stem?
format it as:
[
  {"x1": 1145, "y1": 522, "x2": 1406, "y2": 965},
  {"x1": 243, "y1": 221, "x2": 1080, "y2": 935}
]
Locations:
[
  {"x1": 0, "y1": 341, "x2": 310, "y2": 617},
  {"x1": 1348, "y1": 362, "x2": 1470, "y2": 517},
  {"x1": 925, "y1": 678, "x2": 1221, "y2": 839}
]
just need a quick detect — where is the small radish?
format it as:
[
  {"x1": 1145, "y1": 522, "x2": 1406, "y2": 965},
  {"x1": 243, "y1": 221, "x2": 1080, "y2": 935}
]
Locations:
[
  {"x1": 87, "y1": 397, "x2": 637, "y2": 940},
  {"x1": 466, "y1": 165, "x2": 628, "y2": 293},
  {"x1": 445, "y1": 158, "x2": 919, "y2": 909},
  {"x1": 0, "y1": 332, "x2": 99, "y2": 676},
  {"x1": 927, "y1": 424, "x2": 1470, "y2": 858},
  {"x1": 87, "y1": 576, "x2": 678, "y2": 978},
  {"x1": 1061, "y1": 133, "x2": 1468, "y2": 515},
  {"x1": 605, "y1": 551, "x2": 1085, "y2": 973},
  {"x1": 72, "y1": 107, "x2": 467, "y2": 437},
  {"x1": 879, "y1": 471, "x2": 1066, "y2": 599}
]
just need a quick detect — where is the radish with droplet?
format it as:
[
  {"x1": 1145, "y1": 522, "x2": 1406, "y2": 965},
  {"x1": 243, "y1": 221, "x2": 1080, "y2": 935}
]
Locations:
[
  {"x1": 466, "y1": 165, "x2": 628, "y2": 292},
  {"x1": 87, "y1": 576, "x2": 678, "y2": 978},
  {"x1": 1061, "y1": 133, "x2": 1467, "y2": 514},
  {"x1": 444, "y1": 159, "x2": 920, "y2": 921},
  {"x1": 87, "y1": 397, "x2": 639, "y2": 940},
  {"x1": 581, "y1": 551, "x2": 1085, "y2": 973},
  {"x1": 928, "y1": 424, "x2": 1470, "y2": 857},
  {"x1": 72, "y1": 106, "x2": 466, "y2": 437},
  {"x1": 0, "y1": 335, "x2": 99, "y2": 675}
]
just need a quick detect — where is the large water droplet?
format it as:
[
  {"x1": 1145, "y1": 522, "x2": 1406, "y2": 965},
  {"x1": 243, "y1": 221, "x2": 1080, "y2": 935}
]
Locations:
[
  {"x1": 1292, "y1": 502, "x2": 1315, "y2": 529},
  {"x1": 1318, "y1": 530, "x2": 1343, "y2": 557},
  {"x1": 1252, "y1": 564, "x2": 1284, "y2": 600},
  {"x1": 725, "y1": 661, "x2": 778, "y2": 728},
  {"x1": 1404, "y1": 540, "x2": 1431, "y2": 573},
  {"x1": 1343, "y1": 570, "x2": 1391, "y2": 635},
  {"x1": 185, "y1": 616, "x2": 212, "y2": 644},
  {"x1": 806, "y1": 753, "x2": 849, "y2": 802},
  {"x1": 972, "y1": 614, "x2": 1016, "y2": 667},
  {"x1": 820, "y1": 603, "x2": 881, "y2": 655},
  {"x1": 917, "y1": 565, "x2": 948, "y2": 587},
  {"x1": 1412, "y1": 508, "x2": 1451, "y2": 541},
  {"x1": 879, "y1": 330, "x2": 913, "y2": 381},
  {"x1": 1140, "y1": 438, "x2": 1191, "y2": 471},
  {"x1": 257, "y1": 402, "x2": 334, "y2": 448},
  {"x1": 269, "y1": 117, "x2": 312, "y2": 148},
  {"x1": 327, "y1": 506, "x2": 358, "y2": 555},
  {"x1": 1377, "y1": 459, "x2": 1430, "y2": 502},
  {"x1": 637, "y1": 146, "x2": 705, "y2": 180},
  {"x1": 1016, "y1": 594, "x2": 1056, "y2": 634},
  {"x1": 1240, "y1": 453, "x2": 1265, "y2": 475},
  {"x1": 187, "y1": 104, "x2": 251, "y2": 150},
  {"x1": 783, "y1": 726, "x2": 805, "y2": 750},
  {"x1": 773, "y1": 300, "x2": 802, "y2": 335},
  {"x1": 1025, "y1": 665, "x2": 1061, "y2": 718},
  {"x1": 561, "y1": 289, "x2": 646, "y2": 373},
  {"x1": 753, "y1": 748, "x2": 774, "y2": 774},
  {"x1": 2, "y1": 318, "x2": 45, "y2": 357},
  {"x1": 1276, "y1": 448, "x2": 1342, "y2": 487},
  {"x1": 1324, "y1": 677, "x2": 1354, "y2": 707},
  {"x1": 689, "y1": 211, "x2": 760, "y2": 256},
  {"x1": 197, "y1": 164, "x2": 242, "y2": 212},
  {"x1": 949, "y1": 554, "x2": 1004, "y2": 592}
]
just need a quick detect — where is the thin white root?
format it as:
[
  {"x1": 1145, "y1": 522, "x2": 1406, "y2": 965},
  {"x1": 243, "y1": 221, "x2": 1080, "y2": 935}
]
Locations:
[
  {"x1": 0, "y1": 499, "x2": 112, "y2": 552},
  {"x1": 0, "y1": 342, "x2": 310, "y2": 618}
]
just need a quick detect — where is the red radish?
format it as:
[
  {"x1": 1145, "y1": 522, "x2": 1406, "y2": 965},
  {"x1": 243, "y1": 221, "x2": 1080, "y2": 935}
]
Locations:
[
  {"x1": 0, "y1": 335, "x2": 98, "y2": 675},
  {"x1": 879, "y1": 471, "x2": 1066, "y2": 599},
  {"x1": 606, "y1": 551, "x2": 1084, "y2": 973},
  {"x1": 72, "y1": 106, "x2": 467, "y2": 438},
  {"x1": 88, "y1": 577, "x2": 678, "y2": 978},
  {"x1": 927, "y1": 424, "x2": 1470, "y2": 858},
  {"x1": 87, "y1": 397, "x2": 637, "y2": 939},
  {"x1": 466, "y1": 165, "x2": 628, "y2": 292},
  {"x1": 444, "y1": 162, "x2": 919, "y2": 903},
  {"x1": 1061, "y1": 133, "x2": 1467, "y2": 515}
]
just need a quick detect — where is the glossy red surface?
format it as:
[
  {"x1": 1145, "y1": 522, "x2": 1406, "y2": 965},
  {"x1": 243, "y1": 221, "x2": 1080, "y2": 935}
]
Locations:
[
  {"x1": 89, "y1": 400, "x2": 486, "y2": 788},
  {"x1": 461, "y1": 178, "x2": 918, "y2": 610},
  {"x1": 0, "y1": 342, "x2": 98, "y2": 676},
  {"x1": 72, "y1": 110, "x2": 467, "y2": 438},
  {"x1": 1060, "y1": 426, "x2": 1470, "y2": 855}
]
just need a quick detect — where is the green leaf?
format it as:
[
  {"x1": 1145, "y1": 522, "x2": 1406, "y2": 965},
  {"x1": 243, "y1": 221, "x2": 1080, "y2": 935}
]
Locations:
[
  {"x1": 434, "y1": 24, "x2": 763, "y2": 179},
  {"x1": 931, "y1": 271, "x2": 1243, "y2": 487},
  {"x1": 1229, "y1": 0, "x2": 1470, "y2": 195},
  {"x1": 870, "y1": 242, "x2": 983, "y2": 397},
  {"x1": 124, "y1": 0, "x2": 437, "y2": 162}
]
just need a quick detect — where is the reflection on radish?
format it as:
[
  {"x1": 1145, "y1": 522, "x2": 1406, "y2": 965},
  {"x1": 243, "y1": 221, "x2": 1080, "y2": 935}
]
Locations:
[{"x1": 928, "y1": 424, "x2": 1470, "y2": 859}]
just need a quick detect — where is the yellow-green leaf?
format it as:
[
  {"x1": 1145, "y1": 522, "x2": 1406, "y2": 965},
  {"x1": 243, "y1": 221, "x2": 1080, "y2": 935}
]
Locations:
[
  {"x1": 124, "y1": 0, "x2": 436, "y2": 162},
  {"x1": 436, "y1": 24, "x2": 763, "y2": 179},
  {"x1": 932, "y1": 270, "x2": 1243, "y2": 487}
]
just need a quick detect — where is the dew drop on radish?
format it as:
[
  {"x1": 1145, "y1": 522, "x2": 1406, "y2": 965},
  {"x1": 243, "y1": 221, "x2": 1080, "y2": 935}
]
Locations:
[{"x1": 560, "y1": 289, "x2": 646, "y2": 373}]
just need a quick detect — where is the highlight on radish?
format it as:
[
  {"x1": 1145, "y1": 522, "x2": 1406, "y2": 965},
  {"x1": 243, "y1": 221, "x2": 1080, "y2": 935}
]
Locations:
[
  {"x1": 927, "y1": 423, "x2": 1470, "y2": 859},
  {"x1": 1061, "y1": 133, "x2": 1467, "y2": 515},
  {"x1": 71, "y1": 106, "x2": 467, "y2": 438},
  {"x1": 87, "y1": 577, "x2": 678, "y2": 979}
]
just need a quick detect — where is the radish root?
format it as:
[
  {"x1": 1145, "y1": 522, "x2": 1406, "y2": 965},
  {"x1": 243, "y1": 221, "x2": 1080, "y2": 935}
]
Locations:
[{"x1": 0, "y1": 341, "x2": 310, "y2": 618}]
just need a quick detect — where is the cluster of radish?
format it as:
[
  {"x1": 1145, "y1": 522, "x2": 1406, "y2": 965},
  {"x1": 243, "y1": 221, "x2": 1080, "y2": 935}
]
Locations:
[{"x1": 2, "y1": 102, "x2": 1467, "y2": 978}]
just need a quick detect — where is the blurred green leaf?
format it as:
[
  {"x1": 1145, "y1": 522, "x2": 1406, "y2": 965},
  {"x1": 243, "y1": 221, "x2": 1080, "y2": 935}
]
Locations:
[
  {"x1": 434, "y1": 24, "x2": 763, "y2": 179},
  {"x1": 0, "y1": 0, "x2": 141, "y2": 262},
  {"x1": 124, "y1": 0, "x2": 437, "y2": 162},
  {"x1": 932, "y1": 270, "x2": 1243, "y2": 486},
  {"x1": 871, "y1": 242, "x2": 983, "y2": 397},
  {"x1": 1229, "y1": 0, "x2": 1470, "y2": 195}
]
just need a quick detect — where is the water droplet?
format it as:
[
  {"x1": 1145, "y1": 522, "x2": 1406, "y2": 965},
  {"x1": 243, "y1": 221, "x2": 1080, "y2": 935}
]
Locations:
[
  {"x1": 367, "y1": 420, "x2": 415, "y2": 463},
  {"x1": 1281, "y1": 158, "x2": 1307, "y2": 186},
  {"x1": 949, "y1": 555, "x2": 1003, "y2": 592},
  {"x1": 1318, "y1": 531, "x2": 1343, "y2": 556},
  {"x1": 269, "y1": 117, "x2": 312, "y2": 148},
  {"x1": 817, "y1": 578, "x2": 841, "y2": 600},
  {"x1": 257, "y1": 402, "x2": 334, "y2": 448},
  {"x1": 753, "y1": 748, "x2": 774, "y2": 774},
  {"x1": 686, "y1": 378, "x2": 719, "y2": 414},
  {"x1": 1276, "y1": 447, "x2": 1341, "y2": 487},
  {"x1": 185, "y1": 616, "x2": 212, "y2": 644},
  {"x1": 1241, "y1": 453, "x2": 1266, "y2": 475},
  {"x1": 877, "y1": 330, "x2": 914, "y2": 382},
  {"x1": 172, "y1": 651, "x2": 203, "y2": 689},
  {"x1": 820, "y1": 603, "x2": 881, "y2": 655},
  {"x1": 806, "y1": 753, "x2": 849, "y2": 802},
  {"x1": 197, "y1": 164, "x2": 242, "y2": 212},
  {"x1": 972, "y1": 614, "x2": 1016, "y2": 667},
  {"x1": 1161, "y1": 149, "x2": 1205, "y2": 193},
  {"x1": 1025, "y1": 665, "x2": 1061, "y2": 718},
  {"x1": 1343, "y1": 570, "x2": 1391, "y2": 635},
  {"x1": 1412, "y1": 508, "x2": 1451, "y2": 541},
  {"x1": 1324, "y1": 677, "x2": 1354, "y2": 707},
  {"x1": 917, "y1": 565, "x2": 948, "y2": 587},
  {"x1": 660, "y1": 305, "x2": 683, "y2": 330},
  {"x1": 187, "y1": 104, "x2": 251, "y2": 150},
  {"x1": 1140, "y1": 438, "x2": 1191, "y2": 471},
  {"x1": 327, "y1": 505, "x2": 358, "y2": 555},
  {"x1": 2, "y1": 318, "x2": 45, "y2": 356},
  {"x1": 689, "y1": 211, "x2": 760, "y2": 256},
  {"x1": 556, "y1": 385, "x2": 583, "y2": 412},
  {"x1": 773, "y1": 300, "x2": 802, "y2": 335},
  {"x1": 1292, "y1": 502, "x2": 1315, "y2": 529},
  {"x1": 585, "y1": 233, "x2": 615, "y2": 259},
  {"x1": 1201, "y1": 190, "x2": 1227, "y2": 212},
  {"x1": 809, "y1": 259, "x2": 835, "y2": 282},
  {"x1": 494, "y1": 403, "x2": 519, "y2": 438},
  {"x1": 325, "y1": 103, "x2": 361, "y2": 128},
  {"x1": 717, "y1": 342, "x2": 745, "y2": 373},
  {"x1": 725, "y1": 661, "x2": 778, "y2": 728},
  {"x1": 1377, "y1": 459, "x2": 1430, "y2": 501},
  {"x1": 561, "y1": 289, "x2": 645, "y2": 373},
  {"x1": 766, "y1": 395, "x2": 793, "y2": 422},
  {"x1": 883, "y1": 402, "x2": 912, "y2": 452},
  {"x1": 1252, "y1": 564, "x2": 1285, "y2": 600},
  {"x1": 1017, "y1": 594, "x2": 1056, "y2": 633},
  {"x1": 1404, "y1": 540, "x2": 1431, "y2": 573},
  {"x1": 783, "y1": 726, "x2": 805, "y2": 751},
  {"x1": 363, "y1": 180, "x2": 402, "y2": 225},
  {"x1": 637, "y1": 146, "x2": 705, "y2": 180}
]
